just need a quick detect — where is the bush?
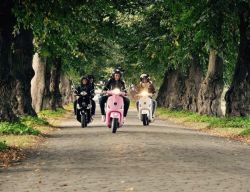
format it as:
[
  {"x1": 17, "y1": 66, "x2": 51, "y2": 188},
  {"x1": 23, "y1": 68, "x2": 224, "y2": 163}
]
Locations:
[
  {"x1": 0, "y1": 122, "x2": 40, "y2": 135},
  {"x1": 0, "y1": 141, "x2": 8, "y2": 151},
  {"x1": 239, "y1": 128, "x2": 250, "y2": 136}
]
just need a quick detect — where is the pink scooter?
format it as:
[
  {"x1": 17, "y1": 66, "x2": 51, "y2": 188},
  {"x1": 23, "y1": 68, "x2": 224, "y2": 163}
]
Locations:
[{"x1": 105, "y1": 88, "x2": 125, "y2": 133}]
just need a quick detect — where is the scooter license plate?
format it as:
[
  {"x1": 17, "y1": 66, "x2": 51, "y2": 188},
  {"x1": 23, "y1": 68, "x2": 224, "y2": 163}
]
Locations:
[{"x1": 141, "y1": 110, "x2": 149, "y2": 114}]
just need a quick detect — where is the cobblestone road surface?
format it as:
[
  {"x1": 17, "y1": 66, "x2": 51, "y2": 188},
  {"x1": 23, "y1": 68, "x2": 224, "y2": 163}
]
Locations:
[{"x1": 1, "y1": 108, "x2": 250, "y2": 192}]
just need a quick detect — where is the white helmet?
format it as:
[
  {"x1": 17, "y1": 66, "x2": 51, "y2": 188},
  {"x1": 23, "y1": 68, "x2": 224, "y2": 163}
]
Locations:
[{"x1": 140, "y1": 73, "x2": 150, "y2": 82}]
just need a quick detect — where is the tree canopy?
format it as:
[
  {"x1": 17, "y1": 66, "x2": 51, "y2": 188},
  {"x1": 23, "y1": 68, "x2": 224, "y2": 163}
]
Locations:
[{"x1": 0, "y1": 0, "x2": 249, "y2": 120}]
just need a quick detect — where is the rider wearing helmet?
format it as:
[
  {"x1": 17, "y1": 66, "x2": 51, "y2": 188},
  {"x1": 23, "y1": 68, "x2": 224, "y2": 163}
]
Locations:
[
  {"x1": 136, "y1": 73, "x2": 157, "y2": 117},
  {"x1": 73, "y1": 76, "x2": 92, "y2": 116},
  {"x1": 137, "y1": 74, "x2": 156, "y2": 94},
  {"x1": 87, "y1": 75, "x2": 96, "y2": 116},
  {"x1": 99, "y1": 68, "x2": 130, "y2": 121}
]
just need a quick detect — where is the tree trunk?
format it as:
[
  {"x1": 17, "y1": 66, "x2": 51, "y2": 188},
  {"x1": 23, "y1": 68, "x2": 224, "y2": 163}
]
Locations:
[
  {"x1": 0, "y1": 1, "x2": 17, "y2": 121},
  {"x1": 225, "y1": 3, "x2": 250, "y2": 116},
  {"x1": 182, "y1": 55, "x2": 202, "y2": 112},
  {"x1": 31, "y1": 53, "x2": 47, "y2": 113},
  {"x1": 157, "y1": 57, "x2": 202, "y2": 112},
  {"x1": 60, "y1": 74, "x2": 72, "y2": 105},
  {"x1": 11, "y1": 28, "x2": 36, "y2": 116},
  {"x1": 41, "y1": 58, "x2": 63, "y2": 111},
  {"x1": 0, "y1": 1, "x2": 35, "y2": 120},
  {"x1": 50, "y1": 58, "x2": 63, "y2": 110},
  {"x1": 41, "y1": 61, "x2": 52, "y2": 110},
  {"x1": 198, "y1": 49, "x2": 224, "y2": 116},
  {"x1": 156, "y1": 69, "x2": 185, "y2": 109}
]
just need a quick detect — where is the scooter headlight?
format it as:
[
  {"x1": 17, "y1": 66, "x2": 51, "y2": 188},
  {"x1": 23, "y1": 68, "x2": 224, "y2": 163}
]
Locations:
[
  {"x1": 113, "y1": 88, "x2": 120, "y2": 95},
  {"x1": 140, "y1": 90, "x2": 148, "y2": 97},
  {"x1": 82, "y1": 102, "x2": 87, "y2": 107}
]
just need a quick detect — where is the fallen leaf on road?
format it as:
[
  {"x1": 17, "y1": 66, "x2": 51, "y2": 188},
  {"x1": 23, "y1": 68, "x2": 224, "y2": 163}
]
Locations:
[
  {"x1": 60, "y1": 184, "x2": 68, "y2": 187},
  {"x1": 125, "y1": 187, "x2": 134, "y2": 191},
  {"x1": 0, "y1": 147, "x2": 25, "y2": 168}
]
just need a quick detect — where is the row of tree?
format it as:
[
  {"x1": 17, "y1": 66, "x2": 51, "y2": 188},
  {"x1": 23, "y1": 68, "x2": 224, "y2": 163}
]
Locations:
[
  {"x1": 116, "y1": 0, "x2": 250, "y2": 117},
  {"x1": 0, "y1": 0, "x2": 122, "y2": 121},
  {"x1": 0, "y1": 1, "x2": 249, "y2": 122}
]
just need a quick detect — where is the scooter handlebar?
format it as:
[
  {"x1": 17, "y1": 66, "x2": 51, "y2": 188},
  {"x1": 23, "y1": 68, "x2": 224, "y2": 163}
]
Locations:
[
  {"x1": 106, "y1": 89, "x2": 126, "y2": 96},
  {"x1": 136, "y1": 91, "x2": 153, "y2": 97}
]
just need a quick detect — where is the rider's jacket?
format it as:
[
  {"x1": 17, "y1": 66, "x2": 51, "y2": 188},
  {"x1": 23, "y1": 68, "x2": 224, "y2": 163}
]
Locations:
[
  {"x1": 75, "y1": 84, "x2": 92, "y2": 97},
  {"x1": 103, "y1": 78, "x2": 127, "y2": 92},
  {"x1": 136, "y1": 82, "x2": 156, "y2": 94}
]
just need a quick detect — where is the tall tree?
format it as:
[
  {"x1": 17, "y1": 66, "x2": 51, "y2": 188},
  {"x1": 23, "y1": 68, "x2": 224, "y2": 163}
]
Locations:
[
  {"x1": 225, "y1": 1, "x2": 250, "y2": 116},
  {"x1": 0, "y1": 1, "x2": 16, "y2": 121},
  {"x1": 0, "y1": 0, "x2": 35, "y2": 121}
]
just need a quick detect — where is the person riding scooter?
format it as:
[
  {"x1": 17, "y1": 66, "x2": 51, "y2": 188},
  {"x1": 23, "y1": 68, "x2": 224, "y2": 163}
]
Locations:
[
  {"x1": 87, "y1": 75, "x2": 96, "y2": 116},
  {"x1": 99, "y1": 69, "x2": 130, "y2": 122},
  {"x1": 136, "y1": 74, "x2": 157, "y2": 117},
  {"x1": 73, "y1": 76, "x2": 92, "y2": 116}
]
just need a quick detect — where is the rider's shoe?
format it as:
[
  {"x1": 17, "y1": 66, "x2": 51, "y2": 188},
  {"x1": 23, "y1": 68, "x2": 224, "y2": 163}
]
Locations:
[
  {"x1": 101, "y1": 115, "x2": 106, "y2": 122},
  {"x1": 152, "y1": 115, "x2": 155, "y2": 122},
  {"x1": 90, "y1": 115, "x2": 94, "y2": 121},
  {"x1": 123, "y1": 117, "x2": 126, "y2": 124}
]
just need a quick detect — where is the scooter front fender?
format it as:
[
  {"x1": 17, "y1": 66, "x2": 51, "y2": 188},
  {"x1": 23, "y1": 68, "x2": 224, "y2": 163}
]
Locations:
[
  {"x1": 106, "y1": 111, "x2": 123, "y2": 127},
  {"x1": 110, "y1": 112, "x2": 121, "y2": 119}
]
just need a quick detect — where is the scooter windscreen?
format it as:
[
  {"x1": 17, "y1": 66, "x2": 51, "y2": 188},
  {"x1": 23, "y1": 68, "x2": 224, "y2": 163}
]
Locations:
[{"x1": 107, "y1": 88, "x2": 125, "y2": 96}]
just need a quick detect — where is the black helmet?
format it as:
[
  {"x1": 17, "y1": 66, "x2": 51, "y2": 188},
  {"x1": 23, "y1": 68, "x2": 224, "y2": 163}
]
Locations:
[
  {"x1": 140, "y1": 73, "x2": 150, "y2": 82},
  {"x1": 87, "y1": 75, "x2": 94, "y2": 81}
]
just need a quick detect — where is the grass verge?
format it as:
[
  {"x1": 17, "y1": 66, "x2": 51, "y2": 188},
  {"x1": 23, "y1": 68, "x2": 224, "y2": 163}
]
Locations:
[
  {"x1": 20, "y1": 115, "x2": 48, "y2": 127},
  {"x1": 38, "y1": 108, "x2": 65, "y2": 119},
  {"x1": 156, "y1": 107, "x2": 250, "y2": 143},
  {"x1": 38, "y1": 108, "x2": 66, "y2": 126},
  {"x1": 0, "y1": 108, "x2": 66, "y2": 167},
  {"x1": 0, "y1": 122, "x2": 40, "y2": 135}
]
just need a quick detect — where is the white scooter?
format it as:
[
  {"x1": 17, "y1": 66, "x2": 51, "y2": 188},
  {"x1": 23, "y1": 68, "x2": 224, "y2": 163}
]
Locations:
[{"x1": 137, "y1": 90, "x2": 155, "y2": 126}]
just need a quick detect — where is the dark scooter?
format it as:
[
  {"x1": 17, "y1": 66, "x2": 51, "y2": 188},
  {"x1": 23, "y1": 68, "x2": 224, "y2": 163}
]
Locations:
[{"x1": 75, "y1": 90, "x2": 92, "y2": 128}]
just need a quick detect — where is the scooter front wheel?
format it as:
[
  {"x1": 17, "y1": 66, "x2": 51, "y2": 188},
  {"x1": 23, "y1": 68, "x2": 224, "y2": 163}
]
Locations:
[
  {"x1": 142, "y1": 114, "x2": 149, "y2": 126},
  {"x1": 81, "y1": 113, "x2": 87, "y2": 128},
  {"x1": 111, "y1": 118, "x2": 119, "y2": 133}
]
